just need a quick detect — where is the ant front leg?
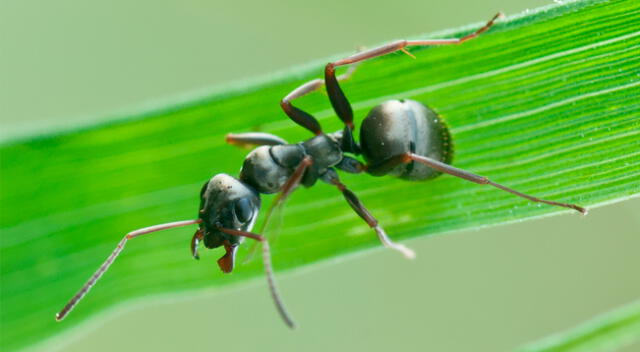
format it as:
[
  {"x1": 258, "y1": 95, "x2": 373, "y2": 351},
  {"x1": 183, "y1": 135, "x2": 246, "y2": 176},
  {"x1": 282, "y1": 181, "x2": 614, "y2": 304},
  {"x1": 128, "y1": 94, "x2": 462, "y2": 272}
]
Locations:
[
  {"x1": 322, "y1": 169, "x2": 415, "y2": 259},
  {"x1": 261, "y1": 155, "x2": 313, "y2": 230},
  {"x1": 191, "y1": 228, "x2": 204, "y2": 260},
  {"x1": 244, "y1": 156, "x2": 314, "y2": 263},
  {"x1": 324, "y1": 12, "x2": 503, "y2": 152},
  {"x1": 225, "y1": 132, "x2": 287, "y2": 149}
]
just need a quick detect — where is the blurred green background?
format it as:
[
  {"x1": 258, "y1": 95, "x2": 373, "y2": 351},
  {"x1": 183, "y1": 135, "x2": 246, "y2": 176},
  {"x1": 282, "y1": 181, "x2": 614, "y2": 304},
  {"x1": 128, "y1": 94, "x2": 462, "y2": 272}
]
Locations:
[{"x1": 1, "y1": 0, "x2": 638, "y2": 351}]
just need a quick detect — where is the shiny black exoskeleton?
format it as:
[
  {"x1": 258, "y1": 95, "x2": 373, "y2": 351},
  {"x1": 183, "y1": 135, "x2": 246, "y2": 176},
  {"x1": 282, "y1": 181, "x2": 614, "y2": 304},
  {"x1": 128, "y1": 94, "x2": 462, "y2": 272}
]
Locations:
[
  {"x1": 57, "y1": 13, "x2": 585, "y2": 329},
  {"x1": 199, "y1": 99, "x2": 452, "y2": 274},
  {"x1": 360, "y1": 99, "x2": 453, "y2": 180}
]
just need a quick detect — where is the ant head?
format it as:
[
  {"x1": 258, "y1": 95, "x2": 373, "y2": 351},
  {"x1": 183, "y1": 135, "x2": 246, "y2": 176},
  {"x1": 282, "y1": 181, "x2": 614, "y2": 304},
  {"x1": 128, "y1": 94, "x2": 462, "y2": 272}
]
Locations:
[{"x1": 198, "y1": 174, "x2": 261, "y2": 268}]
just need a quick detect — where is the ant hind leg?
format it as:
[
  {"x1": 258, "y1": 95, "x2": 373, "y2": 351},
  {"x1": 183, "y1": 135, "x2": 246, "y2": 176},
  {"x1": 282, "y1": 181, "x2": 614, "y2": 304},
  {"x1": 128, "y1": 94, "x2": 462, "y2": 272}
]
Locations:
[
  {"x1": 323, "y1": 12, "x2": 503, "y2": 153},
  {"x1": 366, "y1": 152, "x2": 587, "y2": 214}
]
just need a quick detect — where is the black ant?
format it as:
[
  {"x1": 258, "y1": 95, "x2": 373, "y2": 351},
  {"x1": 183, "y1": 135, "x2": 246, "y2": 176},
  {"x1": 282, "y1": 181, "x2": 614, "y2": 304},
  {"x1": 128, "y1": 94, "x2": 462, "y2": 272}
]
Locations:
[{"x1": 56, "y1": 12, "x2": 586, "y2": 329}]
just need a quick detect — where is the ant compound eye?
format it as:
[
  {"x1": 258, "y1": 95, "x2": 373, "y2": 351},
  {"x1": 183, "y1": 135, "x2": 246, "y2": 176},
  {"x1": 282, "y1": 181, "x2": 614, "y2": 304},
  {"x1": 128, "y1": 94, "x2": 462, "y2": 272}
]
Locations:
[{"x1": 234, "y1": 198, "x2": 254, "y2": 223}]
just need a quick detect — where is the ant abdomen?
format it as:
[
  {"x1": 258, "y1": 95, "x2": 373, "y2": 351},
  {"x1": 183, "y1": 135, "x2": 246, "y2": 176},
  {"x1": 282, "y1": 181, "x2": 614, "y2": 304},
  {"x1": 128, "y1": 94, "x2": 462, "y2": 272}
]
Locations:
[{"x1": 360, "y1": 99, "x2": 453, "y2": 180}]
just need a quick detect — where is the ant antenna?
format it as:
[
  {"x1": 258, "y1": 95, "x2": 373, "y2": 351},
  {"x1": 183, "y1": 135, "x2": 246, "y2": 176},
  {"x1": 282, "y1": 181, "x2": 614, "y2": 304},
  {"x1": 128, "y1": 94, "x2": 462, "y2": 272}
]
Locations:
[
  {"x1": 217, "y1": 226, "x2": 296, "y2": 329},
  {"x1": 56, "y1": 219, "x2": 202, "y2": 321}
]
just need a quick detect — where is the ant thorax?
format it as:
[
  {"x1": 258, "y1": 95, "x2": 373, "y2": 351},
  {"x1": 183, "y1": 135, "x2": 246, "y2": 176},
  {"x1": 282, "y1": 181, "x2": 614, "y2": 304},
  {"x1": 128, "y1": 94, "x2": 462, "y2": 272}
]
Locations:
[{"x1": 240, "y1": 134, "x2": 343, "y2": 194}]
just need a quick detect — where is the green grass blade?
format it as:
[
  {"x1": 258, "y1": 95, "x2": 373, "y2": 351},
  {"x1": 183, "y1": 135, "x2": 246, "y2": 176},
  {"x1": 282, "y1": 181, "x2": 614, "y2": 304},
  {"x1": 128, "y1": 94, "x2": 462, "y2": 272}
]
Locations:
[
  {"x1": 1, "y1": 0, "x2": 639, "y2": 351},
  {"x1": 518, "y1": 299, "x2": 640, "y2": 352}
]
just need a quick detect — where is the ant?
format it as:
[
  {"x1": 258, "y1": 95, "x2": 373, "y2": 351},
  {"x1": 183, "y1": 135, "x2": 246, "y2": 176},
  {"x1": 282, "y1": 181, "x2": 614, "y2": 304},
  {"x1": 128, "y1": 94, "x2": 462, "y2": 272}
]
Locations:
[{"x1": 56, "y1": 12, "x2": 586, "y2": 329}]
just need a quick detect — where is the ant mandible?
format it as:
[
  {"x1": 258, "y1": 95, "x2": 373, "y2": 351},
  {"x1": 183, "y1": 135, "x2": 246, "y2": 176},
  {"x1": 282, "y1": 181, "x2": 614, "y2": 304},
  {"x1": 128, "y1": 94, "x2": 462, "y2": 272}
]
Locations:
[{"x1": 56, "y1": 12, "x2": 586, "y2": 329}]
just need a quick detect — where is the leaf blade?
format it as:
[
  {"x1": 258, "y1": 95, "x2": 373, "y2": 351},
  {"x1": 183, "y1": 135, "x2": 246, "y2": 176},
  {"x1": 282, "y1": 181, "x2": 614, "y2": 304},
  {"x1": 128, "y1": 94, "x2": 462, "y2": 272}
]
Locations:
[
  {"x1": 518, "y1": 299, "x2": 640, "y2": 352},
  {"x1": 1, "y1": 1, "x2": 639, "y2": 351}
]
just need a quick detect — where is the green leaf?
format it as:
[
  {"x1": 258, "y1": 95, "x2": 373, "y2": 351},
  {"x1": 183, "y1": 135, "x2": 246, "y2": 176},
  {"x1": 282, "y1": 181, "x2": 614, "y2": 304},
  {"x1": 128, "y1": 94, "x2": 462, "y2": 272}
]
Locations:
[
  {"x1": 1, "y1": 0, "x2": 638, "y2": 350},
  {"x1": 518, "y1": 299, "x2": 640, "y2": 352}
]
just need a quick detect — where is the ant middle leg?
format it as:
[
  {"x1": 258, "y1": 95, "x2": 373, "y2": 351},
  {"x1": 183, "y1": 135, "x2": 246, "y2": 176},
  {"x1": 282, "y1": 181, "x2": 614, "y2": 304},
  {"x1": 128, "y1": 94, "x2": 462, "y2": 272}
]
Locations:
[
  {"x1": 366, "y1": 152, "x2": 587, "y2": 214},
  {"x1": 321, "y1": 168, "x2": 416, "y2": 259},
  {"x1": 280, "y1": 53, "x2": 361, "y2": 136}
]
